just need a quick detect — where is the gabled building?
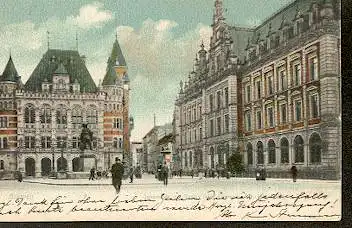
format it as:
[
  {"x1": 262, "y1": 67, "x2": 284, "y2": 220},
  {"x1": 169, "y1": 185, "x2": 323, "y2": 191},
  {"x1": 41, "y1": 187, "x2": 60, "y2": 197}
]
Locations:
[
  {"x1": 0, "y1": 36, "x2": 131, "y2": 178},
  {"x1": 174, "y1": 0, "x2": 341, "y2": 179}
]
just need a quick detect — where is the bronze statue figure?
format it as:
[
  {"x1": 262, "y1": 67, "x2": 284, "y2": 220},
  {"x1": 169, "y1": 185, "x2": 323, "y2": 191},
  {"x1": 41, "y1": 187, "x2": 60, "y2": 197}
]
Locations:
[{"x1": 80, "y1": 123, "x2": 93, "y2": 151}]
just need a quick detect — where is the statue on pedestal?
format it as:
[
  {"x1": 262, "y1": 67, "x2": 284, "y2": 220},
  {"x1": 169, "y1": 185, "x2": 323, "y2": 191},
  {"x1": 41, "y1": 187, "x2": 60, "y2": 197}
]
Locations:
[{"x1": 80, "y1": 123, "x2": 93, "y2": 151}]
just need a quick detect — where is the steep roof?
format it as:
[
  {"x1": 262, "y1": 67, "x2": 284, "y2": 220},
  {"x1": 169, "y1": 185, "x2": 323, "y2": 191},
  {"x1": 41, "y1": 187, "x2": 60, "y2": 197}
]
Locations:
[
  {"x1": 228, "y1": 0, "x2": 339, "y2": 61},
  {"x1": 0, "y1": 56, "x2": 19, "y2": 82},
  {"x1": 25, "y1": 49, "x2": 97, "y2": 92},
  {"x1": 102, "y1": 38, "x2": 127, "y2": 86},
  {"x1": 54, "y1": 63, "x2": 68, "y2": 75}
]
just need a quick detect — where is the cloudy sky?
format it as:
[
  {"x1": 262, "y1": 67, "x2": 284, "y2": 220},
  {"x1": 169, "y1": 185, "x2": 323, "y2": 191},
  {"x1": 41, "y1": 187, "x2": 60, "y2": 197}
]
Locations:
[{"x1": 0, "y1": 0, "x2": 292, "y2": 141}]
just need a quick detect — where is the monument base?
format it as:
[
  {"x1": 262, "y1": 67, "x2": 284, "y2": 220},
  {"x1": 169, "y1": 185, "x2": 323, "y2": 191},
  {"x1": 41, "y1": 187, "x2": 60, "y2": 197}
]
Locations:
[
  {"x1": 80, "y1": 153, "x2": 97, "y2": 172},
  {"x1": 57, "y1": 171, "x2": 68, "y2": 179}
]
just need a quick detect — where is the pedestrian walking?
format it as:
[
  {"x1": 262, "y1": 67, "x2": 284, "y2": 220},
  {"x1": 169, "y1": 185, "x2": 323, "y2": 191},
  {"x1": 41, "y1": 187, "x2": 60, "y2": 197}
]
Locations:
[
  {"x1": 179, "y1": 169, "x2": 182, "y2": 178},
  {"x1": 89, "y1": 167, "x2": 95, "y2": 180},
  {"x1": 111, "y1": 158, "x2": 124, "y2": 194},
  {"x1": 291, "y1": 165, "x2": 298, "y2": 182},
  {"x1": 129, "y1": 167, "x2": 134, "y2": 183},
  {"x1": 15, "y1": 170, "x2": 22, "y2": 182},
  {"x1": 162, "y1": 162, "x2": 169, "y2": 186},
  {"x1": 191, "y1": 169, "x2": 194, "y2": 178}
]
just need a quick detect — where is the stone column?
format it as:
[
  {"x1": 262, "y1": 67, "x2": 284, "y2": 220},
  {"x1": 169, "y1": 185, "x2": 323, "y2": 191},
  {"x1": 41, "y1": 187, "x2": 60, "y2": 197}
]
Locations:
[{"x1": 35, "y1": 157, "x2": 41, "y2": 177}]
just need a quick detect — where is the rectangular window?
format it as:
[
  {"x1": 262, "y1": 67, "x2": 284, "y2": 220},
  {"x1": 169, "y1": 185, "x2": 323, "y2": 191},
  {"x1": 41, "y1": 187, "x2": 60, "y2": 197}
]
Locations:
[
  {"x1": 189, "y1": 130, "x2": 192, "y2": 143},
  {"x1": 194, "y1": 129, "x2": 197, "y2": 142},
  {"x1": 246, "y1": 84, "x2": 251, "y2": 103},
  {"x1": 293, "y1": 64, "x2": 301, "y2": 86},
  {"x1": 193, "y1": 108, "x2": 196, "y2": 121},
  {"x1": 279, "y1": 70, "x2": 287, "y2": 90},
  {"x1": 217, "y1": 91, "x2": 221, "y2": 110},
  {"x1": 267, "y1": 107, "x2": 274, "y2": 127},
  {"x1": 224, "y1": 114, "x2": 229, "y2": 133},
  {"x1": 310, "y1": 57, "x2": 319, "y2": 81},
  {"x1": 217, "y1": 117, "x2": 221, "y2": 135},
  {"x1": 209, "y1": 95, "x2": 213, "y2": 112},
  {"x1": 25, "y1": 136, "x2": 36, "y2": 148},
  {"x1": 256, "y1": 80, "x2": 261, "y2": 99},
  {"x1": 224, "y1": 87, "x2": 229, "y2": 106},
  {"x1": 267, "y1": 75, "x2": 274, "y2": 95},
  {"x1": 199, "y1": 106, "x2": 202, "y2": 119},
  {"x1": 210, "y1": 119, "x2": 214, "y2": 137},
  {"x1": 0, "y1": 117, "x2": 8, "y2": 128},
  {"x1": 113, "y1": 118, "x2": 122, "y2": 129},
  {"x1": 280, "y1": 104, "x2": 287, "y2": 124},
  {"x1": 311, "y1": 94, "x2": 319, "y2": 118},
  {"x1": 0, "y1": 137, "x2": 8, "y2": 149},
  {"x1": 295, "y1": 100, "x2": 302, "y2": 121},
  {"x1": 41, "y1": 136, "x2": 51, "y2": 149},
  {"x1": 72, "y1": 137, "x2": 79, "y2": 149},
  {"x1": 199, "y1": 127, "x2": 202, "y2": 140},
  {"x1": 256, "y1": 111, "x2": 262, "y2": 129},
  {"x1": 245, "y1": 111, "x2": 251, "y2": 131}
]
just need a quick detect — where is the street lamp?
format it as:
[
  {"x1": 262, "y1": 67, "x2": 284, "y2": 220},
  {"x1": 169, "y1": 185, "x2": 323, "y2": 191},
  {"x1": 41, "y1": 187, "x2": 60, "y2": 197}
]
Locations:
[{"x1": 59, "y1": 139, "x2": 64, "y2": 172}]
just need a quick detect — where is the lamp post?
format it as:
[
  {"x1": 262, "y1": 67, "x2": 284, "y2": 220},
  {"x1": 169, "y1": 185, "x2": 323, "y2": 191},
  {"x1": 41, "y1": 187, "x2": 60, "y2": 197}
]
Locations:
[{"x1": 59, "y1": 139, "x2": 64, "y2": 172}]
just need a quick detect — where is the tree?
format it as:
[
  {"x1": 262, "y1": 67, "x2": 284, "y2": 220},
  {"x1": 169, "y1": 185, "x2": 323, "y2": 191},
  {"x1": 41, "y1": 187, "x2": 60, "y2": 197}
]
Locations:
[{"x1": 227, "y1": 152, "x2": 244, "y2": 175}]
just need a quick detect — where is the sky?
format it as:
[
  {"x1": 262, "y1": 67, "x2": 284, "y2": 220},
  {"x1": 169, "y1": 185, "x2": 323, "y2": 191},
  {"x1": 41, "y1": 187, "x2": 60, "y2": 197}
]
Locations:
[{"x1": 0, "y1": 0, "x2": 292, "y2": 141}]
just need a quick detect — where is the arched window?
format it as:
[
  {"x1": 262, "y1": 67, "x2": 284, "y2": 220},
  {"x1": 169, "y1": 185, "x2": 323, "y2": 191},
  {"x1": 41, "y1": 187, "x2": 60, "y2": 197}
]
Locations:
[
  {"x1": 294, "y1": 135, "x2": 304, "y2": 163},
  {"x1": 40, "y1": 105, "x2": 51, "y2": 124},
  {"x1": 0, "y1": 160, "x2": 4, "y2": 169},
  {"x1": 210, "y1": 147, "x2": 215, "y2": 169},
  {"x1": 247, "y1": 143, "x2": 253, "y2": 165},
  {"x1": 309, "y1": 133, "x2": 322, "y2": 164},
  {"x1": 280, "y1": 137, "x2": 289, "y2": 164},
  {"x1": 257, "y1": 141, "x2": 264, "y2": 165},
  {"x1": 184, "y1": 152, "x2": 188, "y2": 167},
  {"x1": 224, "y1": 143, "x2": 230, "y2": 166},
  {"x1": 189, "y1": 151, "x2": 193, "y2": 168},
  {"x1": 268, "y1": 139, "x2": 276, "y2": 164},
  {"x1": 3, "y1": 137, "x2": 8, "y2": 149},
  {"x1": 25, "y1": 105, "x2": 35, "y2": 123},
  {"x1": 72, "y1": 106, "x2": 82, "y2": 129},
  {"x1": 56, "y1": 105, "x2": 67, "y2": 125},
  {"x1": 217, "y1": 145, "x2": 224, "y2": 167}
]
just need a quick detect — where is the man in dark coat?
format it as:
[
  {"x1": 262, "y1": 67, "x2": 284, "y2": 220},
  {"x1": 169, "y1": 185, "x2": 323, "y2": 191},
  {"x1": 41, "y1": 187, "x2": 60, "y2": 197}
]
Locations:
[
  {"x1": 89, "y1": 167, "x2": 95, "y2": 180},
  {"x1": 129, "y1": 167, "x2": 134, "y2": 183},
  {"x1": 111, "y1": 158, "x2": 124, "y2": 193},
  {"x1": 291, "y1": 165, "x2": 298, "y2": 182},
  {"x1": 162, "y1": 162, "x2": 169, "y2": 186}
]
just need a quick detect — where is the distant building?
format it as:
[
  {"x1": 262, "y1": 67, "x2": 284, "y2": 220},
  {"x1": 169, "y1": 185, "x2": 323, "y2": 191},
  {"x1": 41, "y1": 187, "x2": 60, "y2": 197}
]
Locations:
[
  {"x1": 157, "y1": 133, "x2": 175, "y2": 170},
  {"x1": 130, "y1": 141, "x2": 143, "y2": 167},
  {"x1": 142, "y1": 123, "x2": 173, "y2": 173},
  {"x1": 0, "y1": 36, "x2": 131, "y2": 178},
  {"x1": 174, "y1": 0, "x2": 341, "y2": 179}
]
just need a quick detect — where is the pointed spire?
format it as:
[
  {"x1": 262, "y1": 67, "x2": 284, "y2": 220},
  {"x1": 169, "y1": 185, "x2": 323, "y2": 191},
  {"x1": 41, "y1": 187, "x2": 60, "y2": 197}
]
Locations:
[
  {"x1": 47, "y1": 31, "x2": 50, "y2": 50},
  {"x1": 102, "y1": 37, "x2": 127, "y2": 86},
  {"x1": 76, "y1": 31, "x2": 79, "y2": 52},
  {"x1": 1, "y1": 55, "x2": 19, "y2": 82}
]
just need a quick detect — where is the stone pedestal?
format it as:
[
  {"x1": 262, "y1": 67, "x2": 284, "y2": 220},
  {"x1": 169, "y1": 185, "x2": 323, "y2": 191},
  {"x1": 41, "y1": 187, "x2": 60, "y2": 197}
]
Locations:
[
  {"x1": 57, "y1": 170, "x2": 68, "y2": 179},
  {"x1": 79, "y1": 151, "x2": 97, "y2": 172}
]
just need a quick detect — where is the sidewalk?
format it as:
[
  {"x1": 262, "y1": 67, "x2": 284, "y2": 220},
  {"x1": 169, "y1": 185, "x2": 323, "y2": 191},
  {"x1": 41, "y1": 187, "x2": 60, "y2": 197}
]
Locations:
[
  {"x1": 23, "y1": 174, "x2": 204, "y2": 186},
  {"x1": 22, "y1": 174, "x2": 340, "y2": 186}
]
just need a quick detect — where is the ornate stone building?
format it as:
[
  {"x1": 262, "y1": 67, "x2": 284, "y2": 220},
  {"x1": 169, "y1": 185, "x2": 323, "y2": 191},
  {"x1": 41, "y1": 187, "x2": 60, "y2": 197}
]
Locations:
[
  {"x1": 0, "y1": 37, "x2": 131, "y2": 178},
  {"x1": 174, "y1": 0, "x2": 341, "y2": 179}
]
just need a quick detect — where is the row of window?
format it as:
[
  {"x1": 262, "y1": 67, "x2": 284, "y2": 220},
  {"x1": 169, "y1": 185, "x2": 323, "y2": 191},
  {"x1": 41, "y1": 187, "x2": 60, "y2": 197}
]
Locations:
[
  {"x1": 246, "y1": 4, "x2": 322, "y2": 60},
  {"x1": 182, "y1": 104, "x2": 202, "y2": 125},
  {"x1": 244, "y1": 56, "x2": 318, "y2": 103},
  {"x1": 244, "y1": 94, "x2": 319, "y2": 131},
  {"x1": 208, "y1": 87, "x2": 229, "y2": 112},
  {"x1": 25, "y1": 105, "x2": 98, "y2": 126},
  {"x1": 182, "y1": 150, "x2": 204, "y2": 168},
  {"x1": 208, "y1": 114, "x2": 230, "y2": 137},
  {"x1": 247, "y1": 133, "x2": 322, "y2": 165},
  {"x1": 23, "y1": 136, "x2": 101, "y2": 149},
  {"x1": 0, "y1": 101, "x2": 15, "y2": 110},
  {"x1": 181, "y1": 126, "x2": 202, "y2": 145}
]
